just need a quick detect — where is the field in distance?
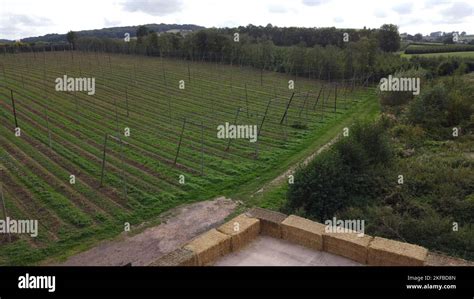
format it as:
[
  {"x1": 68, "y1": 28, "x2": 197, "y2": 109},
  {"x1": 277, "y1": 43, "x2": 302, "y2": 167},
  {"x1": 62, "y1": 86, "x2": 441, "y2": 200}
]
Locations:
[{"x1": 401, "y1": 51, "x2": 474, "y2": 58}]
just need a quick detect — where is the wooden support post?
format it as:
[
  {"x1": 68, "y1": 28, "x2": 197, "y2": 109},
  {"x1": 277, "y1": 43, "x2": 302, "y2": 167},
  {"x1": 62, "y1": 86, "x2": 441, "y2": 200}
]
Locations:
[
  {"x1": 0, "y1": 183, "x2": 11, "y2": 243},
  {"x1": 298, "y1": 92, "x2": 309, "y2": 118},
  {"x1": 226, "y1": 108, "x2": 241, "y2": 151},
  {"x1": 334, "y1": 83, "x2": 338, "y2": 113},
  {"x1": 324, "y1": 86, "x2": 331, "y2": 117},
  {"x1": 363, "y1": 74, "x2": 370, "y2": 88},
  {"x1": 10, "y1": 90, "x2": 18, "y2": 128},
  {"x1": 163, "y1": 67, "x2": 167, "y2": 87},
  {"x1": 160, "y1": 56, "x2": 167, "y2": 87},
  {"x1": 1, "y1": 63, "x2": 6, "y2": 86},
  {"x1": 321, "y1": 88, "x2": 326, "y2": 122},
  {"x1": 279, "y1": 92, "x2": 295, "y2": 124},
  {"x1": 255, "y1": 112, "x2": 259, "y2": 160},
  {"x1": 125, "y1": 88, "x2": 129, "y2": 118},
  {"x1": 258, "y1": 99, "x2": 272, "y2": 138},
  {"x1": 74, "y1": 90, "x2": 79, "y2": 112},
  {"x1": 343, "y1": 81, "x2": 348, "y2": 109},
  {"x1": 100, "y1": 133, "x2": 108, "y2": 187},
  {"x1": 168, "y1": 97, "x2": 172, "y2": 123},
  {"x1": 200, "y1": 121, "x2": 204, "y2": 176},
  {"x1": 245, "y1": 83, "x2": 249, "y2": 118},
  {"x1": 112, "y1": 105, "x2": 128, "y2": 201},
  {"x1": 187, "y1": 62, "x2": 191, "y2": 83},
  {"x1": 133, "y1": 63, "x2": 137, "y2": 86},
  {"x1": 42, "y1": 65, "x2": 47, "y2": 99},
  {"x1": 45, "y1": 106, "x2": 52, "y2": 149},
  {"x1": 118, "y1": 139, "x2": 127, "y2": 200},
  {"x1": 114, "y1": 98, "x2": 120, "y2": 134},
  {"x1": 174, "y1": 118, "x2": 187, "y2": 165}
]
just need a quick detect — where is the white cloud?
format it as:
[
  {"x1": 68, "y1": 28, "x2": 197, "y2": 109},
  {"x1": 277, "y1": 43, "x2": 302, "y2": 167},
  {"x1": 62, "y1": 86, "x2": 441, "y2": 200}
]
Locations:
[
  {"x1": 0, "y1": 0, "x2": 473, "y2": 40},
  {"x1": 301, "y1": 0, "x2": 326, "y2": 6},
  {"x1": 121, "y1": 0, "x2": 183, "y2": 16},
  {"x1": 0, "y1": 13, "x2": 53, "y2": 38},
  {"x1": 440, "y1": 2, "x2": 474, "y2": 23},
  {"x1": 104, "y1": 18, "x2": 121, "y2": 27},
  {"x1": 268, "y1": 4, "x2": 289, "y2": 13},
  {"x1": 392, "y1": 2, "x2": 413, "y2": 15},
  {"x1": 424, "y1": 0, "x2": 450, "y2": 8},
  {"x1": 374, "y1": 8, "x2": 387, "y2": 18}
]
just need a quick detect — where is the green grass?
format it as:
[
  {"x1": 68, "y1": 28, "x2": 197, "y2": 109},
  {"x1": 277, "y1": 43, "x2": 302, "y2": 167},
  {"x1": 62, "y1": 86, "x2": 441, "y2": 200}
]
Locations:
[
  {"x1": 404, "y1": 43, "x2": 474, "y2": 55},
  {"x1": 240, "y1": 90, "x2": 381, "y2": 211},
  {"x1": 401, "y1": 51, "x2": 474, "y2": 58},
  {"x1": 0, "y1": 51, "x2": 376, "y2": 265}
]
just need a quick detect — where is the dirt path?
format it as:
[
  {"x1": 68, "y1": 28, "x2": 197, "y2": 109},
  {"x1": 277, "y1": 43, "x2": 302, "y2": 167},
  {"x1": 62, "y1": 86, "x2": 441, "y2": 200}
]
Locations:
[
  {"x1": 59, "y1": 197, "x2": 236, "y2": 266},
  {"x1": 253, "y1": 134, "x2": 340, "y2": 195}
]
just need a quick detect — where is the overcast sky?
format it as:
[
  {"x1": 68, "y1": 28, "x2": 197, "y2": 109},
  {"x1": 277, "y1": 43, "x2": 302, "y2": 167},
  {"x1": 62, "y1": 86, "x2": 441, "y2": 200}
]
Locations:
[{"x1": 1, "y1": 0, "x2": 473, "y2": 40}]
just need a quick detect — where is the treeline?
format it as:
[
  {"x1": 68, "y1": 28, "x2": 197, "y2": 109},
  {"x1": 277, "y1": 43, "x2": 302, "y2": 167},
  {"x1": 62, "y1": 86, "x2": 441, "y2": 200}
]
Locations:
[
  {"x1": 217, "y1": 24, "x2": 376, "y2": 48},
  {"x1": 2, "y1": 24, "x2": 407, "y2": 82},
  {"x1": 70, "y1": 25, "x2": 407, "y2": 81}
]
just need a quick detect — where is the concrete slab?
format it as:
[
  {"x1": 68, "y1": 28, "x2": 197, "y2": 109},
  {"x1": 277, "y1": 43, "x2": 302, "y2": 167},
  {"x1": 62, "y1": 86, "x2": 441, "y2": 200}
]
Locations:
[{"x1": 214, "y1": 236, "x2": 362, "y2": 266}]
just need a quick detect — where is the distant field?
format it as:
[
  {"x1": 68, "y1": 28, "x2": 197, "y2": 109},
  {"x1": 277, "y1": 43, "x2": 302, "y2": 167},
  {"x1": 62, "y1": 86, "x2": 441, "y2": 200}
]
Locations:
[
  {"x1": 407, "y1": 42, "x2": 444, "y2": 47},
  {"x1": 405, "y1": 43, "x2": 474, "y2": 55},
  {"x1": 401, "y1": 51, "x2": 474, "y2": 58},
  {"x1": 0, "y1": 51, "x2": 374, "y2": 265}
]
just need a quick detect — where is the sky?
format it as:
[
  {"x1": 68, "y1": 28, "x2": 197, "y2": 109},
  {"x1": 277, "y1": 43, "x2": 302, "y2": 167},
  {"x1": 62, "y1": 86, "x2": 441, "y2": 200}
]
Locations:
[{"x1": 0, "y1": 0, "x2": 473, "y2": 40}]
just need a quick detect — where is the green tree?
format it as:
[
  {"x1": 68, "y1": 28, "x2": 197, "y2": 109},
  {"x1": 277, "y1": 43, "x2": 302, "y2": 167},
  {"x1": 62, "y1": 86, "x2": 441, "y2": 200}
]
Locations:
[
  {"x1": 408, "y1": 84, "x2": 449, "y2": 130},
  {"x1": 377, "y1": 24, "x2": 400, "y2": 52},
  {"x1": 443, "y1": 35, "x2": 455, "y2": 44},
  {"x1": 147, "y1": 32, "x2": 159, "y2": 55},
  {"x1": 136, "y1": 25, "x2": 149, "y2": 44},
  {"x1": 286, "y1": 121, "x2": 393, "y2": 221},
  {"x1": 66, "y1": 31, "x2": 77, "y2": 49},
  {"x1": 194, "y1": 30, "x2": 209, "y2": 58}
]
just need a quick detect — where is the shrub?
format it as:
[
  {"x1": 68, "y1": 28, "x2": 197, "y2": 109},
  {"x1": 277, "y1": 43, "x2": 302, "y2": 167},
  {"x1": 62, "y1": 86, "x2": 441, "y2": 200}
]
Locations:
[
  {"x1": 390, "y1": 124, "x2": 426, "y2": 148},
  {"x1": 286, "y1": 150, "x2": 351, "y2": 221},
  {"x1": 378, "y1": 68, "x2": 427, "y2": 106},
  {"x1": 437, "y1": 60, "x2": 457, "y2": 76},
  {"x1": 286, "y1": 121, "x2": 393, "y2": 221},
  {"x1": 407, "y1": 84, "x2": 449, "y2": 130},
  {"x1": 455, "y1": 62, "x2": 470, "y2": 75},
  {"x1": 407, "y1": 79, "x2": 474, "y2": 138}
]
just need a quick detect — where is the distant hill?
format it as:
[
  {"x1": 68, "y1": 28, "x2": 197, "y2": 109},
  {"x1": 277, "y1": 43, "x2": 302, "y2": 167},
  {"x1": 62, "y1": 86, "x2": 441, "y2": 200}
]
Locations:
[{"x1": 20, "y1": 23, "x2": 205, "y2": 43}]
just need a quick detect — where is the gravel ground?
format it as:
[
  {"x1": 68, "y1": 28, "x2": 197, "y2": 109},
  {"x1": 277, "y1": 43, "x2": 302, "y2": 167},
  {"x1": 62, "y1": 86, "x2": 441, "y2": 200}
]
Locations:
[{"x1": 59, "y1": 197, "x2": 236, "y2": 266}]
